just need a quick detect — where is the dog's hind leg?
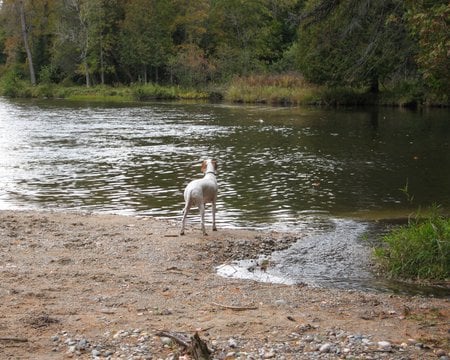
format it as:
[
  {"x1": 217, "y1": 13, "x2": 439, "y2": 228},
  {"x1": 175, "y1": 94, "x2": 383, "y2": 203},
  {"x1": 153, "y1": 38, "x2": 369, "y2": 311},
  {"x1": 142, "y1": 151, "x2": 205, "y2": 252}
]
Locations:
[
  {"x1": 199, "y1": 203, "x2": 207, "y2": 236},
  {"x1": 180, "y1": 203, "x2": 190, "y2": 235},
  {"x1": 212, "y1": 200, "x2": 217, "y2": 232}
]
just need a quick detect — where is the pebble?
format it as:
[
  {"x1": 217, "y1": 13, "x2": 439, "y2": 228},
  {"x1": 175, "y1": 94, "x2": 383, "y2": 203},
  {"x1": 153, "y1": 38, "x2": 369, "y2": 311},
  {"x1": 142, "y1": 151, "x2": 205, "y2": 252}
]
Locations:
[
  {"x1": 49, "y1": 327, "x2": 441, "y2": 360},
  {"x1": 377, "y1": 340, "x2": 392, "y2": 351},
  {"x1": 91, "y1": 349, "x2": 101, "y2": 357},
  {"x1": 228, "y1": 337, "x2": 238, "y2": 348},
  {"x1": 319, "y1": 343, "x2": 332, "y2": 353}
]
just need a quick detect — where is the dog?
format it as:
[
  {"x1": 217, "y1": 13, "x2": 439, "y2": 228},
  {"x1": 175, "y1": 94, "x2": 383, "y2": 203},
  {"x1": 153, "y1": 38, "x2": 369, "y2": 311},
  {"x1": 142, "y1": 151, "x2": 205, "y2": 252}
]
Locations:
[{"x1": 180, "y1": 159, "x2": 218, "y2": 236}]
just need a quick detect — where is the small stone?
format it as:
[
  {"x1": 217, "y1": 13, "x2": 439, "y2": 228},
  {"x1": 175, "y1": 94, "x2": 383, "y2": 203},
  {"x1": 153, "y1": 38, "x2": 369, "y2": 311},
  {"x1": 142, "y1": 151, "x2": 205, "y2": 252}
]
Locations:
[
  {"x1": 319, "y1": 343, "x2": 331, "y2": 353},
  {"x1": 51, "y1": 335, "x2": 59, "y2": 342},
  {"x1": 160, "y1": 337, "x2": 172, "y2": 346},
  {"x1": 91, "y1": 349, "x2": 101, "y2": 357},
  {"x1": 228, "y1": 338, "x2": 238, "y2": 348},
  {"x1": 378, "y1": 341, "x2": 392, "y2": 351},
  {"x1": 274, "y1": 299, "x2": 287, "y2": 306},
  {"x1": 435, "y1": 349, "x2": 446, "y2": 357},
  {"x1": 77, "y1": 338, "x2": 88, "y2": 350},
  {"x1": 264, "y1": 349, "x2": 276, "y2": 358}
]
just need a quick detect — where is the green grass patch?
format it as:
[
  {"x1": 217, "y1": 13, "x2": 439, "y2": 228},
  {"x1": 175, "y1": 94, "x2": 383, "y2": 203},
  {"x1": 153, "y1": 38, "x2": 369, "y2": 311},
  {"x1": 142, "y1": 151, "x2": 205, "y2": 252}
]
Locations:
[
  {"x1": 373, "y1": 206, "x2": 450, "y2": 281},
  {"x1": 0, "y1": 79, "x2": 210, "y2": 103},
  {"x1": 225, "y1": 74, "x2": 321, "y2": 105}
]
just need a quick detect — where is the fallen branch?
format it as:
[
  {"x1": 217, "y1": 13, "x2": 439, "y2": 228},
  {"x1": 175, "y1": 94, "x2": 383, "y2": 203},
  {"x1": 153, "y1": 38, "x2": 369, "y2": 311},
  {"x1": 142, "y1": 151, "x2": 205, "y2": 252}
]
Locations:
[
  {"x1": 156, "y1": 331, "x2": 212, "y2": 359},
  {"x1": 211, "y1": 302, "x2": 258, "y2": 311},
  {"x1": 0, "y1": 337, "x2": 28, "y2": 343},
  {"x1": 156, "y1": 331, "x2": 190, "y2": 348}
]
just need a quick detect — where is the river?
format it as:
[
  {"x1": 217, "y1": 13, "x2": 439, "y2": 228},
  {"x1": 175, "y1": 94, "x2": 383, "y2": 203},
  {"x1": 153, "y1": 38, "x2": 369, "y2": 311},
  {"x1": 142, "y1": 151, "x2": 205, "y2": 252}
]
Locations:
[{"x1": 1, "y1": 98, "x2": 449, "y2": 295}]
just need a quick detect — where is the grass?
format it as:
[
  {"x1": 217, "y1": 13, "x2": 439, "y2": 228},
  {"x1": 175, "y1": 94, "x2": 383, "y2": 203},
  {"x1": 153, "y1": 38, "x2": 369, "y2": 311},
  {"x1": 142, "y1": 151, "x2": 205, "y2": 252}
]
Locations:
[
  {"x1": 1, "y1": 71, "x2": 448, "y2": 107},
  {"x1": 0, "y1": 79, "x2": 210, "y2": 102},
  {"x1": 224, "y1": 74, "x2": 322, "y2": 105},
  {"x1": 373, "y1": 206, "x2": 450, "y2": 281}
]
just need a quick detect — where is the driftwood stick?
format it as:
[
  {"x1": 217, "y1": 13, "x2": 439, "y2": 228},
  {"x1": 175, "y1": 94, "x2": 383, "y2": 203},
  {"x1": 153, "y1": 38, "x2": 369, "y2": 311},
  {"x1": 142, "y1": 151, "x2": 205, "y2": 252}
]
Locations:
[
  {"x1": 211, "y1": 302, "x2": 258, "y2": 311},
  {"x1": 156, "y1": 331, "x2": 190, "y2": 348},
  {"x1": 0, "y1": 337, "x2": 28, "y2": 342}
]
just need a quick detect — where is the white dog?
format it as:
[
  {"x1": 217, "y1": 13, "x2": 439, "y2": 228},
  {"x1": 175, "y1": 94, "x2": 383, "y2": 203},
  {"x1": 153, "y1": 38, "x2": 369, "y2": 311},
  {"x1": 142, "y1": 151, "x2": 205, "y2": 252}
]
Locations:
[{"x1": 180, "y1": 159, "x2": 218, "y2": 235}]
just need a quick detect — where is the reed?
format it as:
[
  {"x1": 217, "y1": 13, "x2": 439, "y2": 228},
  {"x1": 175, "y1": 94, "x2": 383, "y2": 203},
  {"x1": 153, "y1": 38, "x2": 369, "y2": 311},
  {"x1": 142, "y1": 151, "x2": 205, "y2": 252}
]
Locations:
[
  {"x1": 225, "y1": 74, "x2": 321, "y2": 105},
  {"x1": 374, "y1": 205, "x2": 450, "y2": 281}
]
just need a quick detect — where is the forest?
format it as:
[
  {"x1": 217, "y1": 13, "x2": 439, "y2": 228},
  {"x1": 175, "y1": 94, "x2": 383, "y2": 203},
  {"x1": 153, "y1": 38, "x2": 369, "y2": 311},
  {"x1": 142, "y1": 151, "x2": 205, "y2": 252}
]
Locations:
[{"x1": 0, "y1": 0, "x2": 448, "y2": 105}]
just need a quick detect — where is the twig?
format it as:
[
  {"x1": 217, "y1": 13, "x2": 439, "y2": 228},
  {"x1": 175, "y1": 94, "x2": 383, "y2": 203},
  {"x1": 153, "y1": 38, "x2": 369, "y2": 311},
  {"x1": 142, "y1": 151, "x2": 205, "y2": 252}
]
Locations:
[
  {"x1": 156, "y1": 331, "x2": 190, "y2": 348},
  {"x1": 0, "y1": 337, "x2": 28, "y2": 343},
  {"x1": 211, "y1": 302, "x2": 258, "y2": 311}
]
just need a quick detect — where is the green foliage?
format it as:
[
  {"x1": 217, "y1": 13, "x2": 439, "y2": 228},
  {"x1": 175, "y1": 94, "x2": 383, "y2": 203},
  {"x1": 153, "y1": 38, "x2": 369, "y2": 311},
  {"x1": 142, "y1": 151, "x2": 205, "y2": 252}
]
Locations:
[
  {"x1": 131, "y1": 84, "x2": 208, "y2": 101},
  {"x1": 295, "y1": 0, "x2": 416, "y2": 92},
  {"x1": 0, "y1": 0, "x2": 448, "y2": 104},
  {"x1": 0, "y1": 68, "x2": 30, "y2": 97},
  {"x1": 378, "y1": 79, "x2": 426, "y2": 107},
  {"x1": 374, "y1": 206, "x2": 450, "y2": 281},
  {"x1": 405, "y1": 1, "x2": 450, "y2": 101},
  {"x1": 225, "y1": 74, "x2": 320, "y2": 105},
  {"x1": 316, "y1": 87, "x2": 371, "y2": 106}
]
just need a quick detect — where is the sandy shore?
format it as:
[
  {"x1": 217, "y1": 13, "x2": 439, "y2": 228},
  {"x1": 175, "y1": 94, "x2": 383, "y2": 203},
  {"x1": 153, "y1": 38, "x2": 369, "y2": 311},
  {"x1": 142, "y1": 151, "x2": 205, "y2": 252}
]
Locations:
[{"x1": 0, "y1": 210, "x2": 448, "y2": 359}]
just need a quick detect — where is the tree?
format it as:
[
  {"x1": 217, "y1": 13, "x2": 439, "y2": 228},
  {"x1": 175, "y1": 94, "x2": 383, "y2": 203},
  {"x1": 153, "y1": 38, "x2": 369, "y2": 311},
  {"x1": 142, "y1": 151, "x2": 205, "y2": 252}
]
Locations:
[
  {"x1": 119, "y1": 0, "x2": 175, "y2": 83},
  {"x1": 209, "y1": 0, "x2": 279, "y2": 79},
  {"x1": 406, "y1": 1, "x2": 449, "y2": 98},
  {"x1": 18, "y1": 0, "x2": 36, "y2": 84},
  {"x1": 295, "y1": 0, "x2": 417, "y2": 92}
]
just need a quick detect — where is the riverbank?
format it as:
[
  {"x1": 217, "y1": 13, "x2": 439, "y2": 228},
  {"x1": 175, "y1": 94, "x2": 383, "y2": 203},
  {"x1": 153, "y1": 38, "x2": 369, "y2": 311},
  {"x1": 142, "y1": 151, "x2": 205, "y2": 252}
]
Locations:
[
  {"x1": 1, "y1": 76, "x2": 448, "y2": 107},
  {"x1": 0, "y1": 210, "x2": 448, "y2": 359}
]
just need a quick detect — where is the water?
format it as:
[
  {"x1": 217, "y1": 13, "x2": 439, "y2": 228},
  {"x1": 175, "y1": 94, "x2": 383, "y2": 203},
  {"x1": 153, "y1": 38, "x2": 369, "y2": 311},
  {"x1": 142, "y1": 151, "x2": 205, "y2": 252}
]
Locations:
[{"x1": 1, "y1": 98, "x2": 449, "y2": 295}]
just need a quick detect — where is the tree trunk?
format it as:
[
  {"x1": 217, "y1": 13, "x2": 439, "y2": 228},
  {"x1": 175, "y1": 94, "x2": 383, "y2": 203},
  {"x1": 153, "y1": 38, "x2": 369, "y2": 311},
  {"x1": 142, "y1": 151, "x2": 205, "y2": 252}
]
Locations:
[
  {"x1": 18, "y1": 0, "x2": 36, "y2": 85},
  {"x1": 369, "y1": 74, "x2": 379, "y2": 94},
  {"x1": 100, "y1": 37, "x2": 105, "y2": 85},
  {"x1": 85, "y1": 59, "x2": 91, "y2": 87}
]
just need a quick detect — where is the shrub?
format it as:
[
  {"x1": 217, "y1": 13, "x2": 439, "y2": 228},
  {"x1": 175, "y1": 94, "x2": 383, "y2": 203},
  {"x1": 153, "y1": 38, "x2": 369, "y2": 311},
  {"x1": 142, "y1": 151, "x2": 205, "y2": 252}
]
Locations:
[{"x1": 374, "y1": 206, "x2": 450, "y2": 281}]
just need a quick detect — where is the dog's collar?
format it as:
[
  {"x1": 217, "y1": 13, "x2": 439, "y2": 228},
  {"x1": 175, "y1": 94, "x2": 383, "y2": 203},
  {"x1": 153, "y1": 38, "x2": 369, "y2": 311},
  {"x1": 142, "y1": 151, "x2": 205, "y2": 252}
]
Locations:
[{"x1": 205, "y1": 171, "x2": 216, "y2": 175}]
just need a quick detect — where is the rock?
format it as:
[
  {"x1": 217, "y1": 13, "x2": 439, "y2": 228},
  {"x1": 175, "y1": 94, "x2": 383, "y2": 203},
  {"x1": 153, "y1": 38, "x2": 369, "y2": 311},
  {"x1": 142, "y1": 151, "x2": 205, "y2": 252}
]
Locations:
[
  {"x1": 377, "y1": 341, "x2": 392, "y2": 351},
  {"x1": 160, "y1": 337, "x2": 172, "y2": 346},
  {"x1": 319, "y1": 343, "x2": 332, "y2": 353},
  {"x1": 274, "y1": 299, "x2": 287, "y2": 306},
  {"x1": 435, "y1": 349, "x2": 447, "y2": 357},
  {"x1": 228, "y1": 338, "x2": 238, "y2": 348},
  {"x1": 76, "y1": 338, "x2": 88, "y2": 350},
  {"x1": 263, "y1": 349, "x2": 276, "y2": 358},
  {"x1": 91, "y1": 349, "x2": 101, "y2": 357}
]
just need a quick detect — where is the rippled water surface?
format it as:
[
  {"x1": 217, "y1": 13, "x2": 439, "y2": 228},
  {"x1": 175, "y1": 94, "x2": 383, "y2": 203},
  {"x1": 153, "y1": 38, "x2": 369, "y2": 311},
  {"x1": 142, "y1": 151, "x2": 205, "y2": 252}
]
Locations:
[{"x1": 1, "y1": 98, "x2": 449, "y2": 294}]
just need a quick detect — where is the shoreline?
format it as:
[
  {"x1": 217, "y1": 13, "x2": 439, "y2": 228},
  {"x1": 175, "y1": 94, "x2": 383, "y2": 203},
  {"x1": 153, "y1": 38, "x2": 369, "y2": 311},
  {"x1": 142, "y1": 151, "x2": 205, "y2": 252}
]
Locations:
[{"x1": 0, "y1": 210, "x2": 448, "y2": 359}]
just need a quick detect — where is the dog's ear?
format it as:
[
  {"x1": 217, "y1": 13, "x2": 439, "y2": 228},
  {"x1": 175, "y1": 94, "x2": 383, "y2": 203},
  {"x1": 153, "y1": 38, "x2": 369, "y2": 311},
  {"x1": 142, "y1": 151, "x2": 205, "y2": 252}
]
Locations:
[
  {"x1": 212, "y1": 159, "x2": 218, "y2": 170},
  {"x1": 201, "y1": 160, "x2": 207, "y2": 173}
]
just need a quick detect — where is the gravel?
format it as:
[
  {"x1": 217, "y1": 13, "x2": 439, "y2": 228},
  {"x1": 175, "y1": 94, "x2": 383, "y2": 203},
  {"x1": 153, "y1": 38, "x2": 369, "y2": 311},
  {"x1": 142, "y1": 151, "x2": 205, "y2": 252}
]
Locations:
[{"x1": 51, "y1": 327, "x2": 449, "y2": 359}]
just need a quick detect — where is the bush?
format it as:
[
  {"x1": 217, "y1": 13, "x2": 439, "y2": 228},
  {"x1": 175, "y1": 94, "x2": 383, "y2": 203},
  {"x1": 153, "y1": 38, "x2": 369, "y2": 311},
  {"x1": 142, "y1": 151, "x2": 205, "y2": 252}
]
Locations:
[
  {"x1": 0, "y1": 68, "x2": 28, "y2": 97},
  {"x1": 374, "y1": 206, "x2": 450, "y2": 281}
]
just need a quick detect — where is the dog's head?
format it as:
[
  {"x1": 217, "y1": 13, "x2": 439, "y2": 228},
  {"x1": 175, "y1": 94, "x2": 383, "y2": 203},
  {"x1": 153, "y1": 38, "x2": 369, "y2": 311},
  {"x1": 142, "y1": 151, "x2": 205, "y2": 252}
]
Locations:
[{"x1": 201, "y1": 159, "x2": 218, "y2": 173}]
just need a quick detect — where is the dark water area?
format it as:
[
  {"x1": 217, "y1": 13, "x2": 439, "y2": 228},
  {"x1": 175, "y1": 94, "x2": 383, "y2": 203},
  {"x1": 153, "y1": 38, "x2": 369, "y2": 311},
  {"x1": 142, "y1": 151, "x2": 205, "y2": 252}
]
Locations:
[{"x1": 1, "y1": 98, "x2": 449, "y2": 296}]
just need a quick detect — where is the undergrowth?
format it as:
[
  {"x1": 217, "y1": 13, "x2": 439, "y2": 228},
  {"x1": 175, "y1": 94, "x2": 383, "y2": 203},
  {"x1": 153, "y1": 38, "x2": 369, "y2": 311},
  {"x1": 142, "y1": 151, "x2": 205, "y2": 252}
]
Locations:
[{"x1": 374, "y1": 205, "x2": 450, "y2": 281}]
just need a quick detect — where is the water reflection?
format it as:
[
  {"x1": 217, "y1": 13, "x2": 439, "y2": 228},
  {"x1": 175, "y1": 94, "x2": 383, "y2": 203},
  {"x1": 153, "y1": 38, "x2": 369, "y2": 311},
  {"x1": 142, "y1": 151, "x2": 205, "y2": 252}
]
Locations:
[{"x1": 1, "y1": 98, "x2": 449, "y2": 228}]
